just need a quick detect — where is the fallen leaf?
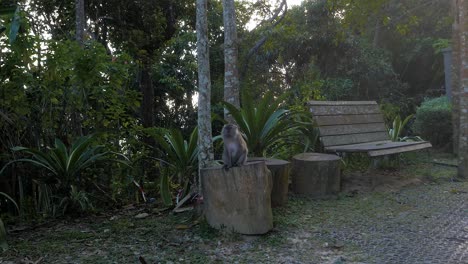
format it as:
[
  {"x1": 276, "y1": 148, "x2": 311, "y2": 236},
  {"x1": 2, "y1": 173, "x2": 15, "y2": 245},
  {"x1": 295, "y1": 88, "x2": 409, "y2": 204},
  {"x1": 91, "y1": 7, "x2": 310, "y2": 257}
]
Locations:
[
  {"x1": 175, "y1": 224, "x2": 190, "y2": 230},
  {"x1": 20, "y1": 257, "x2": 43, "y2": 264},
  {"x1": 173, "y1": 206, "x2": 194, "y2": 213},
  {"x1": 134, "y1": 213, "x2": 149, "y2": 219}
]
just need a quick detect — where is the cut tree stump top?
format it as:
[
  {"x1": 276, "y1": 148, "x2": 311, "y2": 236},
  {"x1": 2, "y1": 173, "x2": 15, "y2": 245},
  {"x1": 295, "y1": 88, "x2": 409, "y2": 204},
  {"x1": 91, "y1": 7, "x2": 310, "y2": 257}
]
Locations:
[
  {"x1": 307, "y1": 100, "x2": 432, "y2": 157},
  {"x1": 249, "y1": 157, "x2": 290, "y2": 166},
  {"x1": 293, "y1": 153, "x2": 341, "y2": 162}
]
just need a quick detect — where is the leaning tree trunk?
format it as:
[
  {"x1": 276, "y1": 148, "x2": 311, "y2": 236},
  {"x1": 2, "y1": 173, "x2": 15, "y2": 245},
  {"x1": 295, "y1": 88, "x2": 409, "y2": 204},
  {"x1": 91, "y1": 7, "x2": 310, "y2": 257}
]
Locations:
[
  {"x1": 223, "y1": 0, "x2": 240, "y2": 124},
  {"x1": 452, "y1": 0, "x2": 461, "y2": 155},
  {"x1": 196, "y1": 0, "x2": 214, "y2": 191},
  {"x1": 75, "y1": 0, "x2": 85, "y2": 46},
  {"x1": 453, "y1": 0, "x2": 468, "y2": 178},
  {"x1": 201, "y1": 162, "x2": 273, "y2": 234},
  {"x1": 140, "y1": 65, "x2": 154, "y2": 130},
  {"x1": 139, "y1": 64, "x2": 157, "y2": 181},
  {"x1": 72, "y1": 0, "x2": 86, "y2": 137}
]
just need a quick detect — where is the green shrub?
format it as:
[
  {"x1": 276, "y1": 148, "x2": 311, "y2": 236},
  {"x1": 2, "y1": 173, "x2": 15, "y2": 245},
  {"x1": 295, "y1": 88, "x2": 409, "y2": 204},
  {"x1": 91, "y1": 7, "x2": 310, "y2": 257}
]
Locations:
[
  {"x1": 412, "y1": 96, "x2": 452, "y2": 148},
  {"x1": 379, "y1": 102, "x2": 401, "y2": 125}
]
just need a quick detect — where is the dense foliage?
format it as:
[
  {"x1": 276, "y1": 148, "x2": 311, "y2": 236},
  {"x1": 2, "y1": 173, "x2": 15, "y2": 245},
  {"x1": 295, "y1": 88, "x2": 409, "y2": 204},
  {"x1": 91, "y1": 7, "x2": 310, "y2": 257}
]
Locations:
[
  {"x1": 0, "y1": 0, "x2": 451, "y2": 220},
  {"x1": 412, "y1": 96, "x2": 452, "y2": 148}
]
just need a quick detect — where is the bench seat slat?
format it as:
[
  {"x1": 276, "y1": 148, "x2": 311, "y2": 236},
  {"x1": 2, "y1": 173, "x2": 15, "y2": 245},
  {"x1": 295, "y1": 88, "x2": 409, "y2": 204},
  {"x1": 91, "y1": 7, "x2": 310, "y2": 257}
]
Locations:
[
  {"x1": 324, "y1": 141, "x2": 432, "y2": 157},
  {"x1": 367, "y1": 142, "x2": 432, "y2": 157}
]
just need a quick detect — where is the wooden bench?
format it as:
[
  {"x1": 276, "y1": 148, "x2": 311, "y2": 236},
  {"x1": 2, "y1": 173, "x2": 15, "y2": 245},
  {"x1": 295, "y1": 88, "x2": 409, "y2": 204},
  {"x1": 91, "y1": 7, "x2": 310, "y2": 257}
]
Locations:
[{"x1": 308, "y1": 101, "x2": 432, "y2": 158}]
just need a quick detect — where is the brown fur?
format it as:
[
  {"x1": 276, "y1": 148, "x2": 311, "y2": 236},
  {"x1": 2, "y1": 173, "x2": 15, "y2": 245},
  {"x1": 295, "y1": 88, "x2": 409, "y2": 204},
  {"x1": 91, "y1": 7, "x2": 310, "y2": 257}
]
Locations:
[{"x1": 222, "y1": 124, "x2": 248, "y2": 169}]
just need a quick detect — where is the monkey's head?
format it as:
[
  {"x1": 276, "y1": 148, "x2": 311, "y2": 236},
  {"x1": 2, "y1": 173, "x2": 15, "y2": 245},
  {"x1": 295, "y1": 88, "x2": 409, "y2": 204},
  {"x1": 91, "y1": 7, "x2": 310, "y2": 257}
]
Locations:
[{"x1": 222, "y1": 124, "x2": 239, "y2": 138}]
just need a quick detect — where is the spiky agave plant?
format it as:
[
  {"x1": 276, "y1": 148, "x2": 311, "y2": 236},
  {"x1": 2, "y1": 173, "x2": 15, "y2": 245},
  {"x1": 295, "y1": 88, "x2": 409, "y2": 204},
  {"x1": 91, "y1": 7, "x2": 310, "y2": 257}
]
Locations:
[
  {"x1": 221, "y1": 91, "x2": 310, "y2": 157},
  {"x1": 388, "y1": 114, "x2": 424, "y2": 142},
  {"x1": 0, "y1": 135, "x2": 115, "y2": 189},
  {"x1": 153, "y1": 127, "x2": 199, "y2": 206},
  {"x1": 0, "y1": 135, "x2": 129, "y2": 215}
]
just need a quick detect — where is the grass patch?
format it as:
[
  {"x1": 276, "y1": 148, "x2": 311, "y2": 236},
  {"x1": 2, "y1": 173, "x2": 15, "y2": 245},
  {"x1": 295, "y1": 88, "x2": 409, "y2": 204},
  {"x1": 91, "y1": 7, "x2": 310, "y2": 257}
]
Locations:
[
  {"x1": 260, "y1": 232, "x2": 287, "y2": 247},
  {"x1": 110, "y1": 218, "x2": 135, "y2": 233},
  {"x1": 196, "y1": 219, "x2": 220, "y2": 240},
  {"x1": 400, "y1": 155, "x2": 457, "y2": 183},
  {"x1": 342, "y1": 153, "x2": 371, "y2": 172}
]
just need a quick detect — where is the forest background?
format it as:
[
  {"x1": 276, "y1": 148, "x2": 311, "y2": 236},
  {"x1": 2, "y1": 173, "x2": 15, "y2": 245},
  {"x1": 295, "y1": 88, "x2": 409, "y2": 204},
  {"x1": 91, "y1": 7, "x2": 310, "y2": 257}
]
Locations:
[{"x1": 0, "y1": 0, "x2": 452, "y2": 218}]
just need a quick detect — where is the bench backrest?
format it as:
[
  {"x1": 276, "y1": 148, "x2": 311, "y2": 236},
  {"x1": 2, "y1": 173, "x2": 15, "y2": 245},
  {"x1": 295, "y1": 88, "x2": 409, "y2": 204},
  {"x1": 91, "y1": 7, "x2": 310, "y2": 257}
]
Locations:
[{"x1": 308, "y1": 101, "x2": 389, "y2": 148}]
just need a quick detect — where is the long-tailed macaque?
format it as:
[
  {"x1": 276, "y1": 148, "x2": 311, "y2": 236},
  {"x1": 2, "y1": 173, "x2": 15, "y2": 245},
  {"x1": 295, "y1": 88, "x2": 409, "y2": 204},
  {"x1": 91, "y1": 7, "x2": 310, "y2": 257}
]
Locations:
[{"x1": 222, "y1": 124, "x2": 248, "y2": 169}]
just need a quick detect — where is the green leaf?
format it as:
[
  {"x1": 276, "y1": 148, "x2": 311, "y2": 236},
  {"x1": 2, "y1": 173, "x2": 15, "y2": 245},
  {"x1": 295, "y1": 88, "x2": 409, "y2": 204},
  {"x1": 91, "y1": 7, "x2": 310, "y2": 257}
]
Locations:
[
  {"x1": 160, "y1": 173, "x2": 172, "y2": 206},
  {"x1": 70, "y1": 150, "x2": 109, "y2": 177},
  {"x1": 388, "y1": 114, "x2": 414, "y2": 142},
  {"x1": 67, "y1": 135, "x2": 94, "y2": 171},
  {"x1": 152, "y1": 127, "x2": 199, "y2": 183},
  {"x1": 9, "y1": 7, "x2": 20, "y2": 44}
]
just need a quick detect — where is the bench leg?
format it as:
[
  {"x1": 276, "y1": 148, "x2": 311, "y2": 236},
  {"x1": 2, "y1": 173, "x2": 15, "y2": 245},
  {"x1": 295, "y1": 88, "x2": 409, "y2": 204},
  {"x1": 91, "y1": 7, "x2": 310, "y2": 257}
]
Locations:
[{"x1": 370, "y1": 157, "x2": 383, "y2": 188}]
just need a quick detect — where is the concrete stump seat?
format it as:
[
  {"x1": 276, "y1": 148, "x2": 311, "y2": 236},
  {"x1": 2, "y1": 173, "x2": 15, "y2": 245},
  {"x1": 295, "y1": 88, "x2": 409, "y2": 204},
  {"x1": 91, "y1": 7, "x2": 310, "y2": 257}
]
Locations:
[
  {"x1": 201, "y1": 161, "x2": 273, "y2": 235},
  {"x1": 250, "y1": 157, "x2": 290, "y2": 207},
  {"x1": 291, "y1": 153, "x2": 341, "y2": 198}
]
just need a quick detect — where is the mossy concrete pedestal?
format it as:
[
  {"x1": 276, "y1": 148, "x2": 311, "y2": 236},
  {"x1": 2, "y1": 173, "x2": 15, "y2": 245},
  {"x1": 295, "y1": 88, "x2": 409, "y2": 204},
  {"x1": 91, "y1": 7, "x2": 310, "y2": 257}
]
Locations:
[
  {"x1": 201, "y1": 161, "x2": 273, "y2": 234},
  {"x1": 291, "y1": 153, "x2": 341, "y2": 198}
]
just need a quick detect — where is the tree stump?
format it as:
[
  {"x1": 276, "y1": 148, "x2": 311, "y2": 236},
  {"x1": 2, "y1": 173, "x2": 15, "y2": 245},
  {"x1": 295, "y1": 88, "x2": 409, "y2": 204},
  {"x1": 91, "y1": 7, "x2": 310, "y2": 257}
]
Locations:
[
  {"x1": 250, "y1": 158, "x2": 290, "y2": 207},
  {"x1": 291, "y1": 153, "x2": 341, "y2": 197},
  {"x1": 201, "y1": 161, "x2": 273, "y2": 234}
]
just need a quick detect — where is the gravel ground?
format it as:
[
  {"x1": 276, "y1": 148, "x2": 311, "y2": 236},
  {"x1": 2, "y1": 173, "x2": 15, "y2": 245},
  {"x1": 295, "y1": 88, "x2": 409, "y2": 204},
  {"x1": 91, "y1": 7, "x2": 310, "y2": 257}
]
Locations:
[{"x1": 314, "y1": 182, "x2": 468, "y2": 264}]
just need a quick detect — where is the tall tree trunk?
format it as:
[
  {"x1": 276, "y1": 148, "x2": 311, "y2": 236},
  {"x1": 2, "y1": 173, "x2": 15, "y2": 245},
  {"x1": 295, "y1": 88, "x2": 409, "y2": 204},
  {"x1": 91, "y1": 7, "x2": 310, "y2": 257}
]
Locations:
[
  {"x1": 75, "y1": 0, "x2": 85, "y2": 45},
  {"x1": 452, "y1": 0, "x2": 461, "y2": 155},
  {"x1": 141, "y1": 66, "x2": 154, "y2": 129},
  {"x1": 140, "y1": 64, "x2": 157, "y2": 181},
  {"x1": 372, "y1": 18, "x2": 380, "y2": 48},
  {"x1": 72, "y1": 0, "x2": 85, "y2": 137},
  {"x1": 453, "y1": 0, "x2": 468, "y2": 178},
  {"x1": 196, "y1": 0, "x2": 214, "y2": 192},
  {"x1": 223, "y1": 0, "x2": 240, "y2": 123}
]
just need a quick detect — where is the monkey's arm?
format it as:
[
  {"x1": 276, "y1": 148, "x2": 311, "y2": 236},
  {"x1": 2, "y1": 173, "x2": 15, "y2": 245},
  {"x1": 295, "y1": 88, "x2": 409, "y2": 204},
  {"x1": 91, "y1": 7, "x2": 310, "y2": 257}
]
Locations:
[{"x1": 234, "y1": 151, "x2": 248, "y2": 166}]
